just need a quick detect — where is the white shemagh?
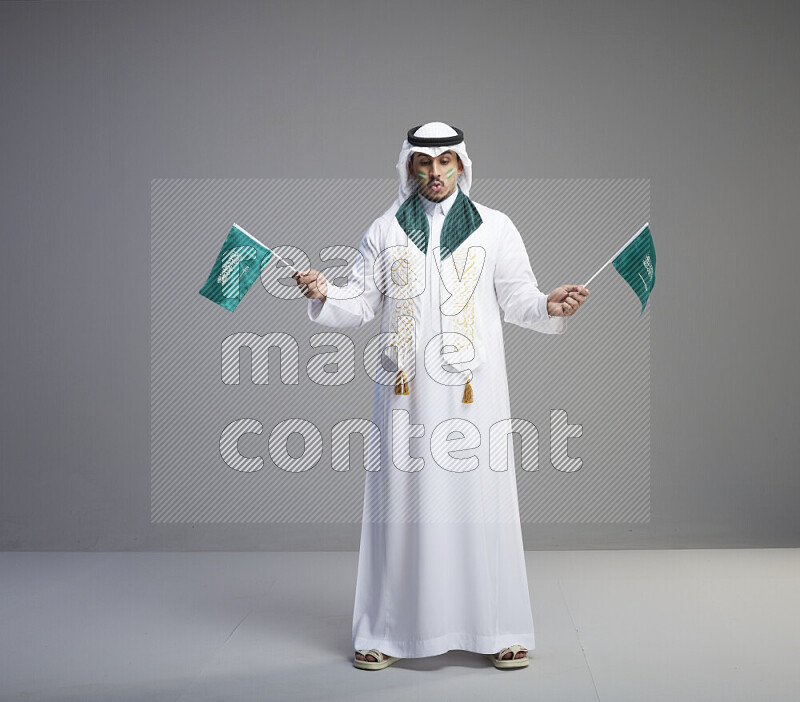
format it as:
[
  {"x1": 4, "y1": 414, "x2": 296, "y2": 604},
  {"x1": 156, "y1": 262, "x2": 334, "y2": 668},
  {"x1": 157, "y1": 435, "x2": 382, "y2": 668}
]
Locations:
[{"x1": 393, "y1": 122, "x2": 474, "y2": 203}]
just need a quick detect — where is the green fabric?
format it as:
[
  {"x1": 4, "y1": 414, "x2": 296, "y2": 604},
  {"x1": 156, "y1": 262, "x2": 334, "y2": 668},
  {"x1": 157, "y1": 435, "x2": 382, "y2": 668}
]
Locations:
[
  {"x1": 394, "y1": 191, "x2": 430, "y2": 255},
  {"x1": 395, "y1": 187, "x2": 483, "y2": 259},
  {"x1": 199, "y1": 224, "x2": 274, "y2": 312},
  {"x1": 440, "y1": 188, "x2": 483, "y2": 260},
  {"x1": 612, "y1": 224, "x2": 656, "y2": 316}
]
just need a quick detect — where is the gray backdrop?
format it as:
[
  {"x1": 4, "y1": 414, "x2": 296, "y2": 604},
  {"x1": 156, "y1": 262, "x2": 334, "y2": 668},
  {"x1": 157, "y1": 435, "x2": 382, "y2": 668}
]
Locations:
[{"x1": 1, "y1": 0, "x2": 798, "y2": 550}]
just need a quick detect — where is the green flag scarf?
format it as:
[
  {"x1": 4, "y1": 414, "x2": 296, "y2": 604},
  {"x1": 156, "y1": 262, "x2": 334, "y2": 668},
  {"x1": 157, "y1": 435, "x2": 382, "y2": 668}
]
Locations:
[
  {"x1": 394, "y1": 186, "x2": 483, "y2": 260},
  {"x1": 584, "y1": 223, "x2": 656, "y2": 316}
]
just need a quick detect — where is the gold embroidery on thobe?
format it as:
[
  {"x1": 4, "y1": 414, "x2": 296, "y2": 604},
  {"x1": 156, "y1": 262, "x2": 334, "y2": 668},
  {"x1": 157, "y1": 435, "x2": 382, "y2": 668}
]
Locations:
[{"x1": 389, "y1": 250, "x2": 419, "y2": 395}]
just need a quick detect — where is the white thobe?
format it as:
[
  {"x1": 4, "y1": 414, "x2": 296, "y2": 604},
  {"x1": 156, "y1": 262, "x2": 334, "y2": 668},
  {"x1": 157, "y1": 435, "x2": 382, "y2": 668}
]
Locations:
[{"x1": 307, "y1": 187, "x2": 566, "y2": 658}]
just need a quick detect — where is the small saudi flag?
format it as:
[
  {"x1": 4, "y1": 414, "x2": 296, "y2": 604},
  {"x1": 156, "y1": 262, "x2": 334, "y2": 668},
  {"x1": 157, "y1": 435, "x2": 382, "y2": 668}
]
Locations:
[
  {"x1": 585, "y1": 223, "x2": 656, "y2": 316},
  {"x1": 199, "y1": 223, "x2": 299, "y2": 312}
]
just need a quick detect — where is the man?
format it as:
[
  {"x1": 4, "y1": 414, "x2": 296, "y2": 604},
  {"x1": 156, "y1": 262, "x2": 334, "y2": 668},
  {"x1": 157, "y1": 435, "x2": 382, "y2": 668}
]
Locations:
[{"x1": 293, "y1": 122, "x2": 588, "y2": 670}]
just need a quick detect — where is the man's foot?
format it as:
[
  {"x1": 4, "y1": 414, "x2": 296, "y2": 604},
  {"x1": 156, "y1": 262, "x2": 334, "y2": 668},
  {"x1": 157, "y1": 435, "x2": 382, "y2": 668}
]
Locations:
[
  {"x1": 355, "y1": 650, "x2": 387, "y2": 663},
  {"x1": 353, "y1": 648, "x2": 401, "y2": 670},
  {"x1": 489, "y1": 644, "x2": 529, "y2": 669},
  {"x1": 498, "y1": 646, "x2": 527, "y2": 660}
]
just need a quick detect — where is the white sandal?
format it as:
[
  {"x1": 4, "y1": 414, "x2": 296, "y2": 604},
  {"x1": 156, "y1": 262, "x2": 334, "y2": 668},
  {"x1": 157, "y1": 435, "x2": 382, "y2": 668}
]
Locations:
[
  {"x1": 488, "y1": 644, "x2": 529, "y2": 669},
  {"x1": 353, "y1": 648, "x2": 401, "y2": 670}
]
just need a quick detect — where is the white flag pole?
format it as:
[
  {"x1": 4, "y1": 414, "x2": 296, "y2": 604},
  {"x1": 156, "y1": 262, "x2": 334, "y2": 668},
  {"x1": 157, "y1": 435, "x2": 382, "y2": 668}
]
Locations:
[
  {"x1": 583, "y1": 222, "x2": 649, "y2": 289},
  {"x1": 583, "y1": 259, "x2": 612, "y2": 288},
  {"x1": 232, "y1": 222, "x2": 303, "y2": 275}
]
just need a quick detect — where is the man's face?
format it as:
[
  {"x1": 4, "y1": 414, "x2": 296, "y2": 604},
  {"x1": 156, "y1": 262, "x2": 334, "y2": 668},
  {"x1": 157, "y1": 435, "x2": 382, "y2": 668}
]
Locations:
[{"x1": 408, "y1": 150, "x2": 463, "y2": 202}]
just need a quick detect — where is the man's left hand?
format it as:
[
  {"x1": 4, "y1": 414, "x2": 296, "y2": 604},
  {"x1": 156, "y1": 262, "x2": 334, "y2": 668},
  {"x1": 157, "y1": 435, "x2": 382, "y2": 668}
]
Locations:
[{"x1": 547, "y1": 285, "x2": 589, "y2": 317}]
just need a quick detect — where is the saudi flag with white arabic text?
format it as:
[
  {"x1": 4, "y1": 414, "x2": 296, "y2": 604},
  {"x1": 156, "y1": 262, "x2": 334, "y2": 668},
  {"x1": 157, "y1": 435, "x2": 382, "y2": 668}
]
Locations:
[{"x1": 586, "y1": 222, "x2": 656, "y2": 316}]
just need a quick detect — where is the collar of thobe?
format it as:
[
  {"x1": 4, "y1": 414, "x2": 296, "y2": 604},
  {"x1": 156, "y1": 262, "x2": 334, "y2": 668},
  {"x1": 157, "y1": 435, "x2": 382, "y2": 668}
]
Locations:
[
  {"x1": 418, "y1": 186, "x2": 457, "y2": 217},
  {"x1": 394, "y1": 185, "x2": 483, "y2": 260}
]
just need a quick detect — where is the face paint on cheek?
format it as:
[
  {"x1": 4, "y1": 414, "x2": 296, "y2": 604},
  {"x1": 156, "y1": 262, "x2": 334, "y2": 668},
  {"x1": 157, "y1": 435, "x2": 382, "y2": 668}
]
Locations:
[
  {"x1": 445, "y1": 168, "x2": 456, "y2": 180},
  {"x1": 416, "y1": 171, "x2": 427, "y2": 181}
]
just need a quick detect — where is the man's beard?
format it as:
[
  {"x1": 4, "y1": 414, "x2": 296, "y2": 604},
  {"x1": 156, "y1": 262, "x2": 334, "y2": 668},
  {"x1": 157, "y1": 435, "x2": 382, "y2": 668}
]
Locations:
[{"x1": 417, "y1": 179, "x2": 448, "y2": 202}]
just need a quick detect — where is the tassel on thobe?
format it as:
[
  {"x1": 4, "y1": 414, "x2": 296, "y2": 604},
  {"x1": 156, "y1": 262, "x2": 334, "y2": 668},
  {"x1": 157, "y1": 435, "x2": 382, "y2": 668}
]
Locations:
[
  {"x1": 462, "y1": 378, "x2": 473, "y2": 403},
  {"x1": 395, "y1": 369, "x2": 410, "y2": 395}
]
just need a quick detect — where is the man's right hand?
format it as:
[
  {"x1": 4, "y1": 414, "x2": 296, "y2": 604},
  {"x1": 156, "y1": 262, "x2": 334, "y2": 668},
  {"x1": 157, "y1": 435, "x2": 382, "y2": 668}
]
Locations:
[{"x1": 292, "y1": 268, "x2": 328, "y2": 301}]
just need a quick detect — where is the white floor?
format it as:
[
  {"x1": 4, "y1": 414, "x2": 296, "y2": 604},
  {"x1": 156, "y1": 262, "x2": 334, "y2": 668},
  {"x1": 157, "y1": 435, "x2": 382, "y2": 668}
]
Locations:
[{"x1": 0, "y1": 549, "x2": 798, "y2": 701}]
